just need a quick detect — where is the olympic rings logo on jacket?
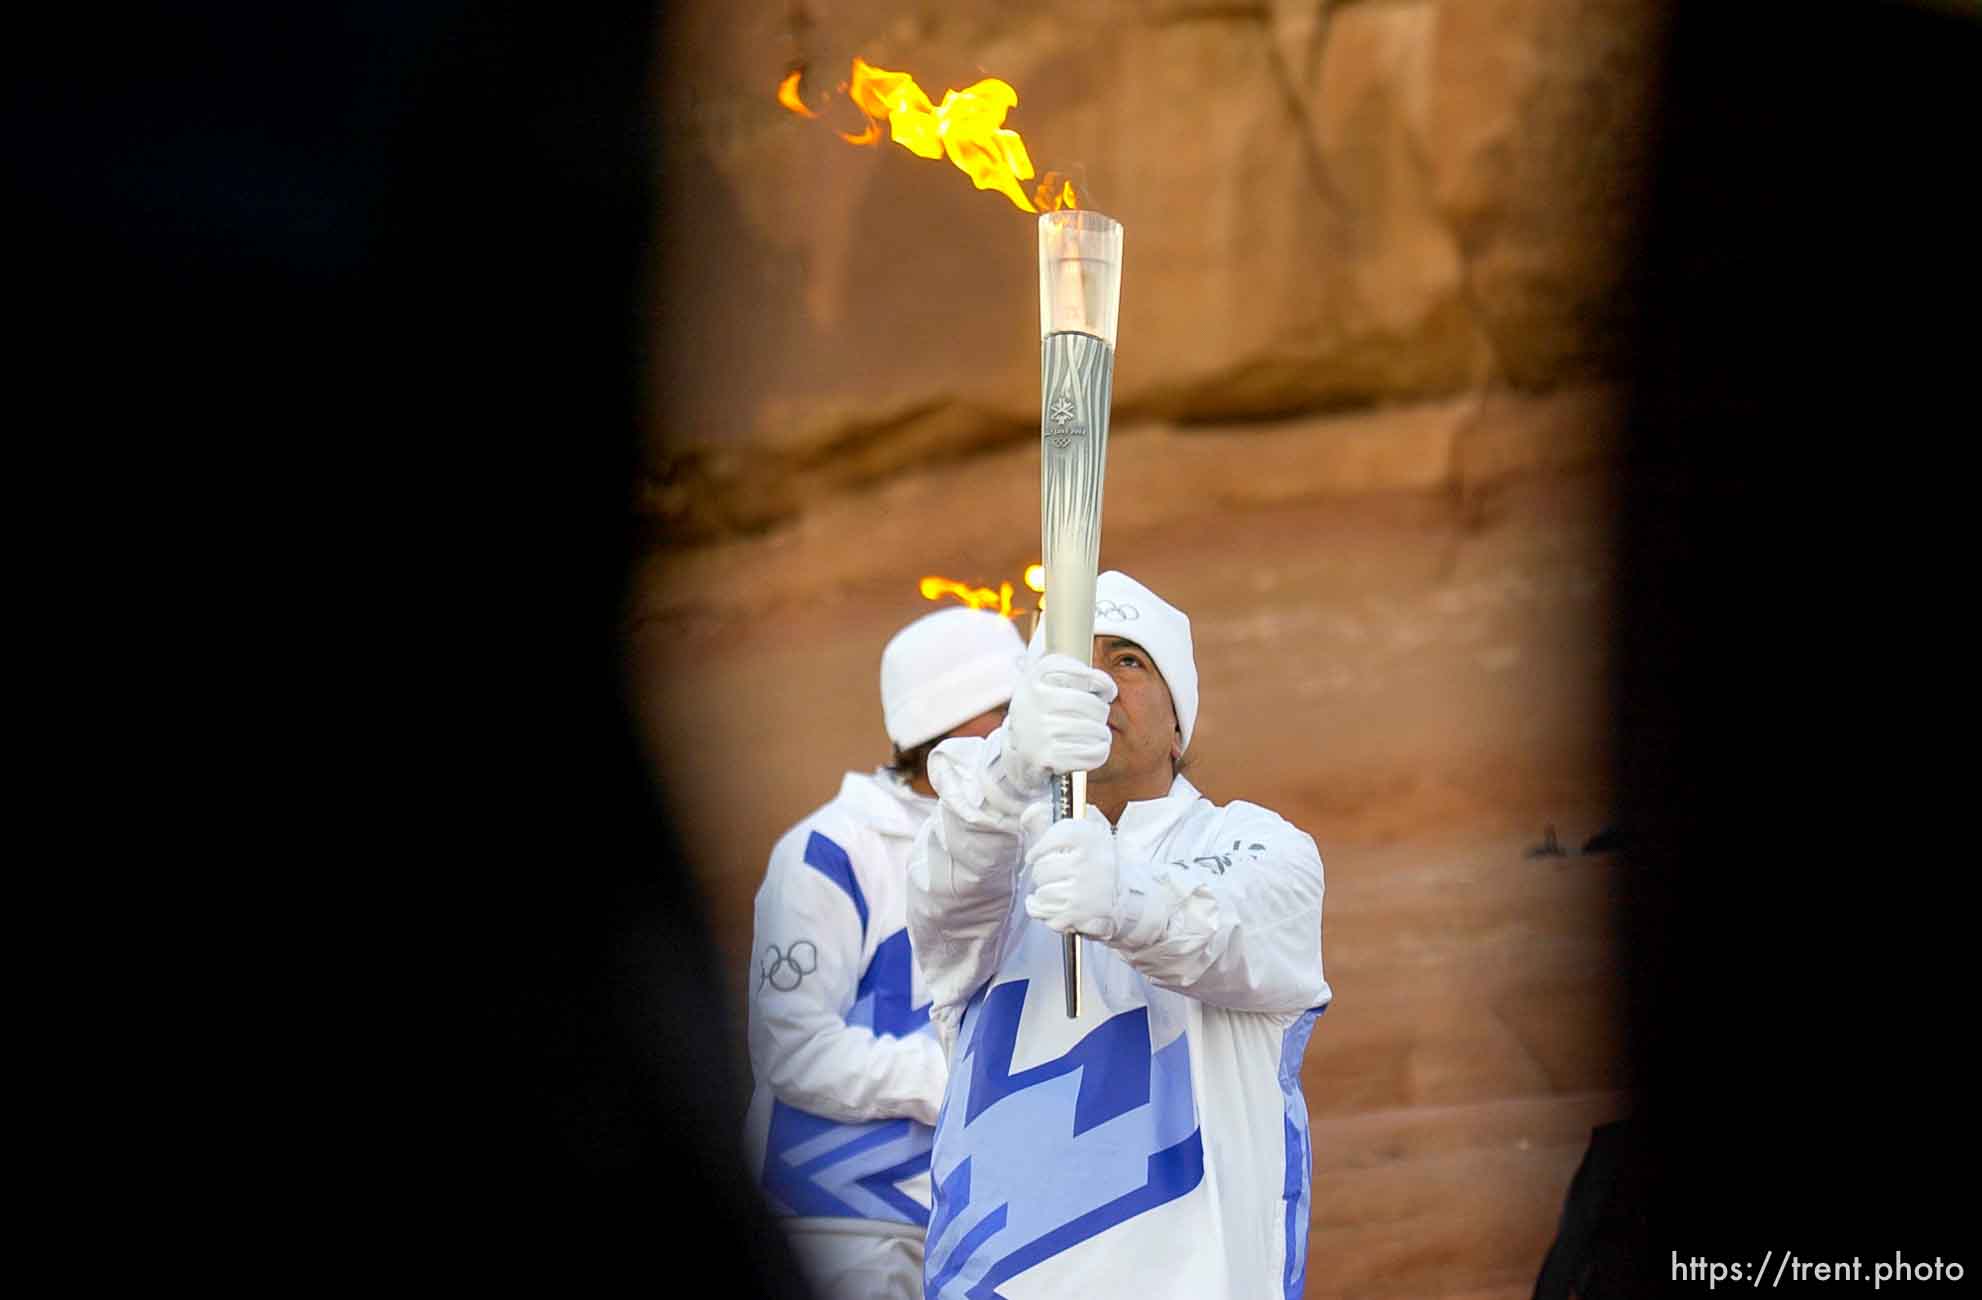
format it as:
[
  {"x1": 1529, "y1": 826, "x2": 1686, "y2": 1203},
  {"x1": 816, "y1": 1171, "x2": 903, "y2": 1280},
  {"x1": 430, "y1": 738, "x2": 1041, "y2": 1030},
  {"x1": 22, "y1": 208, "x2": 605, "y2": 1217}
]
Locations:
[{"x1": 761, "y1": 940, "x2": 819, "y2": 991}]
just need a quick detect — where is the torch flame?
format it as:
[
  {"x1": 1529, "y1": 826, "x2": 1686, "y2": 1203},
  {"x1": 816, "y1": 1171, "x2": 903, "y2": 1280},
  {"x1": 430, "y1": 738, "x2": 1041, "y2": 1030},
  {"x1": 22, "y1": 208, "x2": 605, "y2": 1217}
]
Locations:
[
  {"x1": 1023, "y1": 564, "x2": 1046, "y2": 594},
  {"x1": 778, "y1": 58, "x2": 1080, "y2": 214},
  {"x1": 776, "y1": 70, "x2": 818, "y2": 119},
  {"x1": 1032, "y1": 174, "x2": 1076, "y2": 214}
]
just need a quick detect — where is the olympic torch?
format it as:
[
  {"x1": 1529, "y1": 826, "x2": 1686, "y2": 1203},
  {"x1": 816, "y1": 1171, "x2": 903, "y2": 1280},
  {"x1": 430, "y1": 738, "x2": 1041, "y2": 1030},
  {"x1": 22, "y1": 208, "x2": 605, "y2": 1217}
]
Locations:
[{"x1": 1038, "y1": 208, "x2": 1123, "y2": 1019}]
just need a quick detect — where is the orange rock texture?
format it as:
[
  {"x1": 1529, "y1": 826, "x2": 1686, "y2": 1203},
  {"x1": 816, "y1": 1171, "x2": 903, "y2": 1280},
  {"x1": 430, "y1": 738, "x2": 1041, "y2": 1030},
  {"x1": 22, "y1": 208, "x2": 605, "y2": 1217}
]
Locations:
[{"x1": 644, "y1": 0, "x2": 1664, "y2": 539}]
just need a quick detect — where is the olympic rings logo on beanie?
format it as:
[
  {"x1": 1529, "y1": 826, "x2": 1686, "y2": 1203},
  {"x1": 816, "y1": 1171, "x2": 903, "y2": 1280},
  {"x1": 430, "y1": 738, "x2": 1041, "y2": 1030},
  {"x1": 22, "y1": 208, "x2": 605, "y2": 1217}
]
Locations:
[
  {"x1": 1092, "y1": 572, "x2": 1198, "y2": 754},
  {"x1": 1022, "y1": 573, "x2": 1197, "y2": 751}
]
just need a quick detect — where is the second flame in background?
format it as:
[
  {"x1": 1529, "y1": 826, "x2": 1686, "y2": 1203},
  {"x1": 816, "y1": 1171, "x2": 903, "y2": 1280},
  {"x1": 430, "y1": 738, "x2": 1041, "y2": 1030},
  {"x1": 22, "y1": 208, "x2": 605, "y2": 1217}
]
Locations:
[{"x1": 919, "y1": 563, "x2": 1048, "y2": 632}]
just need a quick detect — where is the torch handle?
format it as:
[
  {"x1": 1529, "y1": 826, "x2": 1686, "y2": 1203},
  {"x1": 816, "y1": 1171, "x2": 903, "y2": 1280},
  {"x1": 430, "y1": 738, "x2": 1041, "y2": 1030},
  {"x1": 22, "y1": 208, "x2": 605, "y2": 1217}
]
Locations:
[
  {"x1": 1039, "y1": 196, "x2": 1122, "y2": 1021},
  {"x1": 1039, "y1": 329, "x2": 1114, "y2": 1021},
  {"x1": 1051, "y1": 770, "x2": 1087, "y2": 1017}
]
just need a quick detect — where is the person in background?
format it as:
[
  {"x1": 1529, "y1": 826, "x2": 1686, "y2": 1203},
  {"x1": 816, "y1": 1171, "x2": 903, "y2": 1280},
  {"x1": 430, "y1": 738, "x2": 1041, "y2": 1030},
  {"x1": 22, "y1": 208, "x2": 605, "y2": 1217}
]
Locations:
[{"x1": 745, "y1": 606, "x2": 1026, "y2": 1300}]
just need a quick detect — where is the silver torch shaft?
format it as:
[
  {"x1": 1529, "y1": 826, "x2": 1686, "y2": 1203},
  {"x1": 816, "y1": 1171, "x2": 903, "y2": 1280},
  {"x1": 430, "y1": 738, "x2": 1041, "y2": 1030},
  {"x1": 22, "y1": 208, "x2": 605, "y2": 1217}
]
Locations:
[{"x1": 1037, "y1": 208, "x2": 1124, "y2": 1019}]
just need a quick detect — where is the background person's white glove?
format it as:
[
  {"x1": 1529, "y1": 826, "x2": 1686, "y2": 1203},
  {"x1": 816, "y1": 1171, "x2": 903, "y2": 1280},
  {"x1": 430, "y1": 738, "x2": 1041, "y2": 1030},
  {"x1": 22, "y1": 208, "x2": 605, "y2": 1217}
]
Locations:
[
  {"x1": 1022, "y1": 804, "x2": 1127, "y2": 940},
  {"x1": 1001, "y1": 653, "x2": 1116, "y2": 793}
]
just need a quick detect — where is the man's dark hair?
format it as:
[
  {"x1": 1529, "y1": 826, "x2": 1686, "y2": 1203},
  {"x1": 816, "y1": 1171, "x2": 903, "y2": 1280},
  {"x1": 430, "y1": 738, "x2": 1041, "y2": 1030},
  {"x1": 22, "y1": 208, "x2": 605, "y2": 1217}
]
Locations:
[{"x1": 889, "y1": 737, "x2": 941, "y2": 785}]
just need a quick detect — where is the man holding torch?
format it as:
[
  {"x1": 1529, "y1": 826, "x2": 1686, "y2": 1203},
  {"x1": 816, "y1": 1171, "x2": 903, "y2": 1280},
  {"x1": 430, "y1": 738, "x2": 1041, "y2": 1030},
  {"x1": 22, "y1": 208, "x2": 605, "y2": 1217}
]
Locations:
[
  {"x1": 907, "y1": 570, "x2": 1333, "y2": 1299},
  {"x1": 743, "y1": 606, "x2": 1026, "y2": 1300}
]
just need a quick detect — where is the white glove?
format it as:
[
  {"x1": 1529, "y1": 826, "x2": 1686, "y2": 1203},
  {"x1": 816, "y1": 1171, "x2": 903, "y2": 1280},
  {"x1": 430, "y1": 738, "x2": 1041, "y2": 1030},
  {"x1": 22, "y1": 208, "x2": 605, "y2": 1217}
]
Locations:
[
  {"x1": 1022, "y1": 804, "x2": 1126, "y2": 940},
  {"x1": 1002, "y1": 653, "x2": 1116, "y2": 793}
]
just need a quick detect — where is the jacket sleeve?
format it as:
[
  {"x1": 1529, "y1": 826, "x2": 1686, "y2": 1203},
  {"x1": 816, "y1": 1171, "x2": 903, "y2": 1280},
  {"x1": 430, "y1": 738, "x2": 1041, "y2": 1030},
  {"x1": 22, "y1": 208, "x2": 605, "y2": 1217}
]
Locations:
[
  {"x1": 1104, "y1": 801, "x2": 1330, "y2": 1017},
  {"x1": 746, "y1": 823, "x2": 948, "y2": 1126},
  {"x1": 906, "y1": 729, "x2": 1035, "y2": 1054}
]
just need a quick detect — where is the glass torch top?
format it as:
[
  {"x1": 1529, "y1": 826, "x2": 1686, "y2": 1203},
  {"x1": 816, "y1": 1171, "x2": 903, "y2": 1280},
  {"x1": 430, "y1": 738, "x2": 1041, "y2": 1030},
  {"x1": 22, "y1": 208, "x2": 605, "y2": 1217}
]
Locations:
[{"x1": 1038, "y1": 210, "x2": 1123, "y2": 347}]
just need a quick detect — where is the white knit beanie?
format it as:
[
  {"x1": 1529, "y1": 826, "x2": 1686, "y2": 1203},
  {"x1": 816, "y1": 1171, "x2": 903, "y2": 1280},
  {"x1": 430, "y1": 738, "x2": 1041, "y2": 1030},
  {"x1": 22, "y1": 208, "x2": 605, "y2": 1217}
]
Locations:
[
  {"x1": 1027, "y1": 570, "x2": 1199, "y2": 754},
  {"x1": 881, "y1": 607, "x2": 1027, "y2": 750}
]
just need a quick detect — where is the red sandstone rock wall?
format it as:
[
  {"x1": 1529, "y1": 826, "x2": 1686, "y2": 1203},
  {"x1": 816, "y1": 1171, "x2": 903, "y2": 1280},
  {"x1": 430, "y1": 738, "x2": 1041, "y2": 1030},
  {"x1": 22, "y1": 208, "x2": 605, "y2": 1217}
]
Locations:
[{"x1": 643, "y1": 0, "x2": 1665, "y2": 541}]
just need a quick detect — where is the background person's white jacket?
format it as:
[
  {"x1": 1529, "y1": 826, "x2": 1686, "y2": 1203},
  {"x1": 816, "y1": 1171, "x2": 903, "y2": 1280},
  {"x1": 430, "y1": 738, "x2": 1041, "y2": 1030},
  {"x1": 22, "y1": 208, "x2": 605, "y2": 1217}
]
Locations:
[
  {"x1": 908, "y1": 731, "x2": 1332, "y2": 1300},
  {"x1": 744, "y1": 769, "x2": 949, "y2": 1249}
]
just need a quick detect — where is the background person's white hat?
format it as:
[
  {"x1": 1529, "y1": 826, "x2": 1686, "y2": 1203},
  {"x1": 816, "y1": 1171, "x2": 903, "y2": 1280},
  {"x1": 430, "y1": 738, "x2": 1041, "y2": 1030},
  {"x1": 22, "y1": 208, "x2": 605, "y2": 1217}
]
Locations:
[
  {"x1": 1027, "y1": 570, "x2": 1200, "y2": 754},
  {"x1": 881, "y1": 607, "x2": 1027, "y2": 750}
]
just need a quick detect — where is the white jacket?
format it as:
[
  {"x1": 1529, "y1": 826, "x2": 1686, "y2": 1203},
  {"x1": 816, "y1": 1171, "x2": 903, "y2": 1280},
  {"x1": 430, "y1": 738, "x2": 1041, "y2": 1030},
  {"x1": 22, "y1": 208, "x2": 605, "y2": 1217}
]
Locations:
[
  {"x1": 744, "y1": 770, "x2": 949, "y2": 1234},
  {"x1": 907, "y1": 731, "x2": 1332, "y2": 1299}
]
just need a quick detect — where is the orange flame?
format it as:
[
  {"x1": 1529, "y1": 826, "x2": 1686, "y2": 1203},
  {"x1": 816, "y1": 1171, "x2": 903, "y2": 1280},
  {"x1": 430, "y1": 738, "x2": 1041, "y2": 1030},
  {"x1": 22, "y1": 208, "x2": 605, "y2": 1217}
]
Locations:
[
  {"x1": 778, "y1": 60, "x2": 1079, "y2": 214},
  {"x1": 919, "y1": 575, "x2": 1022, "y2": 619},
  {"x1": 1032, "y1": 174, "x2": 1076, "y2": 214},
  {"x1": 776, "y1": 71, "x2": 817, "y2": 119},
  {"x1": 1023, "y1": 564, "x2": 1045, "y2": 594}
]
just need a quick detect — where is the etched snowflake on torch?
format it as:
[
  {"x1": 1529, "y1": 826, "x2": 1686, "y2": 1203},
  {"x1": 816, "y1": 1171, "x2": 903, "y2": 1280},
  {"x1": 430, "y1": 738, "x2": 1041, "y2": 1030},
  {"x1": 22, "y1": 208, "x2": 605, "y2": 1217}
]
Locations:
[{"x1": 1047, "y1": 393, "x2": 1085, "y2": 449}]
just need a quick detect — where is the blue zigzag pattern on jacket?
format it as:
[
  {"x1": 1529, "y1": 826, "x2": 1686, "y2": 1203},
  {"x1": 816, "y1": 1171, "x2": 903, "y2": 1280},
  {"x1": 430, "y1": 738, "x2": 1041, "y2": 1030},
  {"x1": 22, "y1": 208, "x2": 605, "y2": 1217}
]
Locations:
[
  {"x1": 761, "y1": 1099, "x2": 932, "y2": 1227},
  {"x1": 962, "y1": 980, "x2": 1154, "y2": 1136},
  {"x1": 803, "y1": 831, "x2": 867, "y2": 939},
  {"x1": 848, "y1": 927, "x2": 932, "y2": 1039},
  {"x1": 924, "y1": 979, "x2": 1203, "y2": 1300},
  {"x1": 969, "y1": 1131, "x2": 1202, "y2": 1300},
  {"x1": 925, "y1": 1157, "x2": 1006, "y2": 1300}
]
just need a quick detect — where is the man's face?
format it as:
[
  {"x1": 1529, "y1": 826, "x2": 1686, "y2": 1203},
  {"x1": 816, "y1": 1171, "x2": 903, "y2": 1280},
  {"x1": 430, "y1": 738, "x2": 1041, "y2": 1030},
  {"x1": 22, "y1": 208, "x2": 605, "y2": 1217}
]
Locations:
[{"x1": 1090, "y1": 635, "x2": 1180, "y2": 790}]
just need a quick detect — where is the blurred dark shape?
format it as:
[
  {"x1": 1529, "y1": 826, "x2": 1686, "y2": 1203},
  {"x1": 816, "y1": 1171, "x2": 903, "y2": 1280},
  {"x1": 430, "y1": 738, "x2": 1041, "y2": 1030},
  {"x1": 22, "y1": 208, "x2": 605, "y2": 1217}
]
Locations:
[
  {"x1": 1532, "y1": 1121, "x2": 1654, "y2": 1300},
  {"x1": 364, "y1": 6, "x2": 813, "y2": 1288},
  {"x1": 1581, "y1": 828, "x2": 1631, "y2": 856},
  {"x1": 1612, "y1": 0, "x2": 1977, "y2": 1264},
  {"x1": 1527, "y1": 825, "x2": 1568, "y2": 858},
  {"x1": 13, "y1": 1, "x2": 811, "y2": 1288}
]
